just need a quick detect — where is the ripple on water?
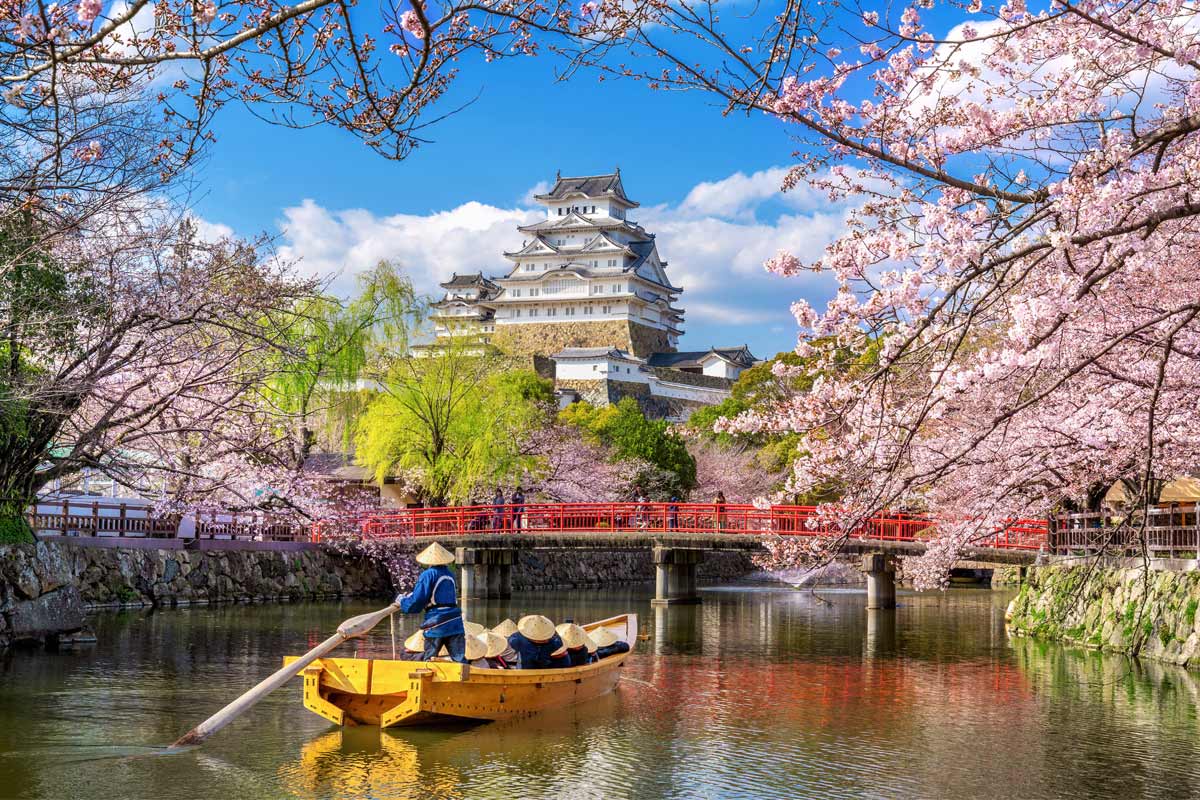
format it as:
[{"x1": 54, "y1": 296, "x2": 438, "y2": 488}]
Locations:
[{"x1": 3, "y1": 589, "x2": 1200, "y2": 799}]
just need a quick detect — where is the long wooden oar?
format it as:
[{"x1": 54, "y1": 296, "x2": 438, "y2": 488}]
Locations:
[{"x1": 170, "y1": 602, "x2": 401, "y2": 749}]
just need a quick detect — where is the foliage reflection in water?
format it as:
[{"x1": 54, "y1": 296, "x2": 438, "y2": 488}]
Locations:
[{"x1": 1, "y1": 586, "x2": 1199, "y2": 799}]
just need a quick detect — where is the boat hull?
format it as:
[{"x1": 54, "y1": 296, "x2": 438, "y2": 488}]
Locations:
[{"x1": 284, "y1": 613, "x2": 636, "y2": 728}]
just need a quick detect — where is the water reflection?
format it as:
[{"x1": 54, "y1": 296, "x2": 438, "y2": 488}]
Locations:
[{"x1": 2, "y1": 586, "x2": 1200, "y2": 798}]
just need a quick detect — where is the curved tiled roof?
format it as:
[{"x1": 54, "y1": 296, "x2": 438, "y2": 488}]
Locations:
[{"x1": 534, "y1": 171, "x2": 638, "y2": 208}]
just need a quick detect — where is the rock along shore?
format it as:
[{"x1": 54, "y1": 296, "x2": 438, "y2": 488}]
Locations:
[{"x1": 1007, "y1": 564, "x2": 1200, "y2": 669}]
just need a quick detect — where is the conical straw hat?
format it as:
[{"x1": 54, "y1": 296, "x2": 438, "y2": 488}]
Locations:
[
  {"x1": 550, "y1": 644, "x2": 568, "y2": 658},
  {"x1": 415, "y1": 542, "x2": 456, "y2": 566},
  {"x1": 404, "y1": 630, "x2": 425, "y2": 652},
  {"x1": 463, "y1": 621, "x2": 486, "y2": 637},
  {"x1": 584, "y1": 633, "x2": 598, "y2": 654},
  {"x1": 589, "y1": 627, "x2": 619, "y2": 648},
  {"x1": 480, "y1": 631, "x2": 508, "y2": 659},
  {"x1": 556, "y1": 623, "x2": 588, "y2": 650},
  {"x1": 464, "y1": 633, "x2": 487, "y2": 661},
  {"x1": 517, "y1": 614, "x2": 555, "y2": 642},
  {"x1": 492, "y1": 618, "x2": 518, "y2": 638}
]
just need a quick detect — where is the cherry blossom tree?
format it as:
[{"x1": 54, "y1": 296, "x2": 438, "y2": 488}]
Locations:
[
  {"x1": 0, "y1": 211, "x2": 322, "y2": 540},
  {"x1": 687, "y1": 437, "x2": 784, "y2": 505},
  {"x1": 544, "y1": 1, "x2": 1200, "y2": 585}
]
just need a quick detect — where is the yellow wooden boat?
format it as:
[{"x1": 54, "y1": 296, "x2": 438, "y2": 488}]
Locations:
[{"x1": 284, "y1": 613, "x2": 637, "y2": 728}]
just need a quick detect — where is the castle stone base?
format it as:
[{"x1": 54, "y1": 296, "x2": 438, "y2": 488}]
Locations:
[{"x1": 490, "y1": 320, "x2": 672, "y2": 358}]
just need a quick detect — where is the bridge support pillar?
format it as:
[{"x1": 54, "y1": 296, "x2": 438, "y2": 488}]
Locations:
[
  {"x1": 651, "y1": 547, "x2": 704, "y2": 606},
  {"x1": 455, "y1": 548, "x2": 515, "y2": 600},
  {"x1": 862, "y1": 553, "x2": 896, "y2": 610}
]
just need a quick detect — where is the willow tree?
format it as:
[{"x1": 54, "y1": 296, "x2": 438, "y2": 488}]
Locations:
[
  {"x1": 261, "y1": 261, "x2": 421, "y2": 471},
  {"x1": 355, "y1": 341, "x2": 553, "y2": 505}
]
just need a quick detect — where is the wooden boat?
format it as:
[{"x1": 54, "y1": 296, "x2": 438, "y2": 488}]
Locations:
[{"x1": 283, "y1": 613, "x2": 636, "y2": 728}]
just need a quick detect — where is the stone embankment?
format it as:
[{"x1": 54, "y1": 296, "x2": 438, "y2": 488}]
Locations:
[
  {"x1": 1, "y1": 540, "x2": 391, "y2": 649},
  {"x1": 1007, "y1": 564, "x2": 1200, "y2": 668},
  {"x1": 511, "y1": 549, "x2": 756, "y2": 590}
]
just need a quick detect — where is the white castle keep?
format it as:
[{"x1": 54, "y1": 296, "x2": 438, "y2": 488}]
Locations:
[{"x1": 429, "y1": 170, "x2": 758, "y2": 419}]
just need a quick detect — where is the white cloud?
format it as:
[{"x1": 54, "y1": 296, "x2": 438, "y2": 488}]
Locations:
[
  {"x1": 677, "y1": 165, "x2": 832, "y2": 219},
  {"x1": 272, "y1": 166, "x2": 842, "y2": 352}
]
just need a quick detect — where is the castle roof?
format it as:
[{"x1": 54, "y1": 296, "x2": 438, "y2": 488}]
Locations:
[
  {"x1": 551, "y1": 347, "x2": 644, "y2": 364},
  {"x1": 440, "y1": 272, "x2": 499, "y2": 291},
  {"x1": 534, "y1": 171, "x2": 638, "y2": 208},
  {"x1": 645, "y1": 346, "x2": 758, "y2": 370}
]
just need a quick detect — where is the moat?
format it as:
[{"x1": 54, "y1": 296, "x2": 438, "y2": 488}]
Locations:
[{"x1": 2, "y1": 584, "x2": 1198, "y2": 799}]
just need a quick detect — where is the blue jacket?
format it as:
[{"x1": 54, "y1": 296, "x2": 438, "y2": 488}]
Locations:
[
  {"x1": 397, "y1": 565, "x2": 464, "y2": 638},
  {"x1": 566, "y1": 647, "x2": 591, "y2": 667},
  {"x1": 595, "y1": 641, "x2": 630, "y2": 660},
  {"x1": 507, "y1": 631, "x2": 567, "y2": 669}
]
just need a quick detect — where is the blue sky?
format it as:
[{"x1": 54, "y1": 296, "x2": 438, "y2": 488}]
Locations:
[{"x1": 188, "y1": 4, "x2": 975, "y2": 358}]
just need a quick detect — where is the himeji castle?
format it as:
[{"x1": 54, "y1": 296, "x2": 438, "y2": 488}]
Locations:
[{"x1": 428, "y1": 170, "x2": 759, "y2": 419}]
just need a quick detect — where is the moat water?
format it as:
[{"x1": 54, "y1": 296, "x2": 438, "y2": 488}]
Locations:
[{"x1": 1, "y1": 585, "x2": 1199, "y2": 799}]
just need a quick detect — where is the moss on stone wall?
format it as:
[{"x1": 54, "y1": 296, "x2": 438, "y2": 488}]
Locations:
[{"x1": 1008, "y1": 564, "x2": 1200, "y2": 668}]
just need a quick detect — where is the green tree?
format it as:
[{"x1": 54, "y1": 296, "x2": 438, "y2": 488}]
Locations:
[
  {"x1": 262, "y1": 261, "x2": 420, "y2": 468},
  {"x1": 559, "y1": 397, "x2": 696, "y2": 497},
  {"x1": 355, "y1": 341, "x2": 553, "y2": 504}
]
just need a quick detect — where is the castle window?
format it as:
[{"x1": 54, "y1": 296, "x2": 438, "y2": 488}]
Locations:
[
  {"x1": 547, "y1": 307, "x2": 557, "y2": 317},
  {"x1": 512, "y1": 289, "x2": 521, "y2": 297},
  {"x1": 608, "y1": 259, "x2": 617, "y2": 267},
  {"x1": 530, "y1": 288, "x2": 539, "y2": 296},
  {"x1": 529, "y1": 308, "x2": 538, "y2": 317},
  {"x1": 515, "y1": 309, "x2": 521, "y2": 318}
]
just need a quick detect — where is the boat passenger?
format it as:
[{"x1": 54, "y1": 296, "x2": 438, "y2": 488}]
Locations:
[
  {"x1": 395, "y1": 542, "x2": 468, "y2": 664},
  {"x1": 400, "y1": 630, "x2": 428, "y2": 661},
  {"x1": 463, "y1": 620, "x2": 486, "y2": 637},
  {"x1": 556, "y1": 623, "x2": 592, "y2": 667},
  {"x1": 464, "y1": 633, "x2": 489, "y2": 669},
  {"x1": 480, "y1": 631, "x2": 516, "y2": 668},
  {"x1": 507, "y1": 615, "x2": 565, "y2": 669},
  {"x1": 492, "y1": 618, "x2": 518, "y2": 638},
  {"x1": 589, "y1": 626, "x2": 631, "y2": 660}
]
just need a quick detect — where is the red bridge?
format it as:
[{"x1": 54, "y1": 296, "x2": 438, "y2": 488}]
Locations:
[
  {"x1": 314, "y1": 502, "x2": 1047, "y2": 606},
  {"x1": 315, "y1": 501, "x2": 1047, "y2": 551}
]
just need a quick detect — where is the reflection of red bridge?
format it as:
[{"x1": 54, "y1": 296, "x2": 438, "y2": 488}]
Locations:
[
  {"x1": 315, "y1": 501, "x2": 1048, "y2": 552},
  {"x1": 314, "y1": 502, "x2": 1047, "y2": 606}
]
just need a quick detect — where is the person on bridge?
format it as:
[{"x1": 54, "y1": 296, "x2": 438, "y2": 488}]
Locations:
[
  {"x1": 714, "y1": 491, "x2": 727, "y2": 531},
  {"x1": 507, "y1": 615, "x2": 568, "y2": 669},
  {"x1": 668, "y1": 496, "x2": 680, "y2": 530},
  {"x1": 395, "y1": 542, "x2": 467, "y2": 664},
  {"x1": 590, "y1": 627, "x2": 631, "y2": 660},
  {"x1": 510, "y1": 486, "x2": 525, "y2": 531},
  {"x1": 491, "y1": 488, "x2": 506, "y2": 531}
]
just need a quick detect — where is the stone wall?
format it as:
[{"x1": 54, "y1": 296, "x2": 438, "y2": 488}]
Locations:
[
  {"x1": 511, "y1": 548, "x2": 755, "y2": 591},
  {"x1": 490, "y1": 320, "x2": 673, "y2": 358},
  {"x1": 0, "y1": 541, "x2": 392, "y2": 648},
  {"x1": 1007, "y1": 564, "x2": 1200, "y2": 668}
]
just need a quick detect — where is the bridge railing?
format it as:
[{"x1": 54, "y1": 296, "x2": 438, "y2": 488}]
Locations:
[
  {"x1": 1051, "y1": 506, "x2": 1200, "y2": 557},
  {"x1": 312, "y1": 502, "x2": 1049, "y2": 551}
]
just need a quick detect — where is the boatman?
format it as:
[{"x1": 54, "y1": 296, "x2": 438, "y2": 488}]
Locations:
[{"x1": 396, "y1": 542, "x2": 467, "y2": 663}]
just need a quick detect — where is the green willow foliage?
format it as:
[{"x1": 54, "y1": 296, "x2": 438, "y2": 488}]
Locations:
[
  {"x1": 354, "y1": 340, "x2": 553, "y2": 504},
  {"x1": 261, "y1": 261, "x2": 420, "y2": 466}
]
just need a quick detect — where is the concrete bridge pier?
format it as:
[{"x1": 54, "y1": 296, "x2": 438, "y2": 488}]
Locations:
[
  {"x1": 456, "y1": 548, "x2": 514, "y2": 600},
  {"x1": 651, "y1": 547, "x2": 704, "y2": 605},
  {"x1": 862, "y1": 552, "x2": 897, "y2": 610}
]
